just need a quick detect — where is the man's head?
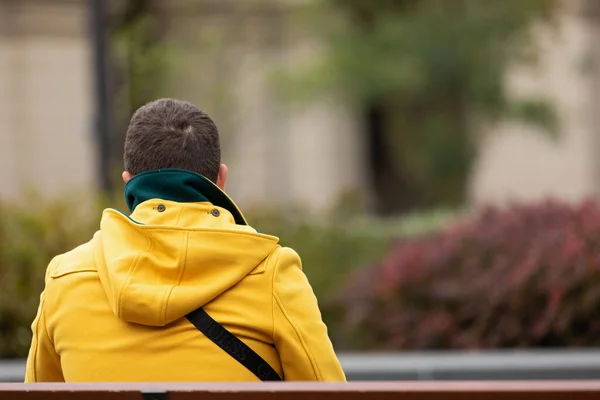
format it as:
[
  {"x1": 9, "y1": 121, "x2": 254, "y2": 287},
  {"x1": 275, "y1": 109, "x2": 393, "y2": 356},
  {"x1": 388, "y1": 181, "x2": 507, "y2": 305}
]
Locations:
[{"x1": 122, "y1": 98, "x2": 228, "y2": 189}]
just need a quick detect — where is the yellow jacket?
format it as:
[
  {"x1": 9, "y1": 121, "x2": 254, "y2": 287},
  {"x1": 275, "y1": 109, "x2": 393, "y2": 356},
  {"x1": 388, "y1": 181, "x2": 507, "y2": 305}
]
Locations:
[{"x1": 25, "y1": 169, "x2": 346, "y2": 382}]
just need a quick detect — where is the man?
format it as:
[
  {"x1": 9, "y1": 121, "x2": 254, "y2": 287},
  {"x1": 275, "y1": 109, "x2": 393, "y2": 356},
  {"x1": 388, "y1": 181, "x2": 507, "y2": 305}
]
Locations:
[{"x1": 25, "y1": 98, "x2": 346, "y2": 382}]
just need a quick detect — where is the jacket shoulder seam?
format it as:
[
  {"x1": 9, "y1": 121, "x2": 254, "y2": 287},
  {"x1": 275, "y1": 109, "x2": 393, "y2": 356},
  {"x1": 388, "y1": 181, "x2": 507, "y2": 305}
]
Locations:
[
  {"x1": 46, "y1": 254, "x2": 64, "y2": 277},
  {"x1": 47, "y1": 241, "x2": 97, "y2": 280},
  {"x1": 269, "y1": 246, "x2": 283, "y2": 342},
  {"x1": 29, "y1": 295, "x2": 46, "y2": 382},
  {"x1": 40, "y1": 255, "x2": 64, "y2": 354},
  {"x1": 49, "y1": 268, "x2": 98, "y2": 280},
  {"x1": 273, "y1": 289, "x2": 322, "y2": 380},
  {"x1": 272, "y1": 247, "x2": 322, "y2": 380}
]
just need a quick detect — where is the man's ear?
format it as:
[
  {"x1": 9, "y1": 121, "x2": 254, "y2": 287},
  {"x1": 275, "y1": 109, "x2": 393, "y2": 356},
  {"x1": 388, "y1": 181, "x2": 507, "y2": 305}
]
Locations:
[
  {"x1": 216, "y1": 163, "x2": 228, "y2": 191},
  {"x1": 122, "y1": 171, "x2": 133, "y2": 184}
]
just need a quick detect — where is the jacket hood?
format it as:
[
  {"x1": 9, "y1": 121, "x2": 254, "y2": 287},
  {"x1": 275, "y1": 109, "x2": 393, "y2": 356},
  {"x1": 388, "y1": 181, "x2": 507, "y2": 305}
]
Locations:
[{"x1": 93, "y1": 169, "x2": 279, "y2": 327}]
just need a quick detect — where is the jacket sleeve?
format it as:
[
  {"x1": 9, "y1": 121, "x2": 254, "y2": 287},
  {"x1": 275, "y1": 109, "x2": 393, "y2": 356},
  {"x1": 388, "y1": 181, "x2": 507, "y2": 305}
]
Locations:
[
  {"x1": 271, "y1": 247, "x2": 346, "y2": 381},
  {"x1": 25, "y1": 258, "x2": 64, "y2": 382}
]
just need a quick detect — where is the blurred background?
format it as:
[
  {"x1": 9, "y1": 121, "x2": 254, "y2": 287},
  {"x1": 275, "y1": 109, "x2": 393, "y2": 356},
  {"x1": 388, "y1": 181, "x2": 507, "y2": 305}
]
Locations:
[{"x1": 2, "y1": 0, "x2": 600, "y2": 381}]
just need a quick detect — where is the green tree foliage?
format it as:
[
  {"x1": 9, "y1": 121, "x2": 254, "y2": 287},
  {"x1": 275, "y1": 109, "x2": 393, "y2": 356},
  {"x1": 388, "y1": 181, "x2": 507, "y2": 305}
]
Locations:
[{"x1": 287, "y1": 0, "x2": 560, "y2": 214}]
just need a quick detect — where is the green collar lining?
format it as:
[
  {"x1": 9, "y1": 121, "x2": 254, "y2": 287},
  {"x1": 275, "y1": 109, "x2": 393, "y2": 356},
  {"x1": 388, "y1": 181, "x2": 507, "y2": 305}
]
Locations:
[{"x1": 124, "y1": 169, "x2": 248, "y2": 225}]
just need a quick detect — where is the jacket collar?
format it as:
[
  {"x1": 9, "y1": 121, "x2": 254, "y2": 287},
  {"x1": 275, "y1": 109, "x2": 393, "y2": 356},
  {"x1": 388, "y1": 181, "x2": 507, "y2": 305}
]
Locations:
[{"x1": 124, "y1": 168, "x2": 248, "y2": 225}]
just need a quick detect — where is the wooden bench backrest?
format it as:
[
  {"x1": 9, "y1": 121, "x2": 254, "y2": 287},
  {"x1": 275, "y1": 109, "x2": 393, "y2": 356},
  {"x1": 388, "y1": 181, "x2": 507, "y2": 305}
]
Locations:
[{"x1": 1, "y1": 381, "x2": 600, "y2": 400}]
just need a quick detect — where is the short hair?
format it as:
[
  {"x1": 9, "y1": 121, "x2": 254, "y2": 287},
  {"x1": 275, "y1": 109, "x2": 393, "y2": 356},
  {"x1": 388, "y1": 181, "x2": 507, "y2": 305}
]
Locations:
[{"x1": 123, "y1": 98, "x2": 221, "y2": 182}]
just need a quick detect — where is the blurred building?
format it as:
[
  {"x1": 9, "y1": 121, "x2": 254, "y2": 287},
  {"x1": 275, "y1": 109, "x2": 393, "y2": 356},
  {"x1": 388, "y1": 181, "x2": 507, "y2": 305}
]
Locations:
[
  {"x1": 1, "y1": 0, "x2": 599, "y2": 212},
  {"x1": 470, "y1": 0, "x2": 600, "y2": 206},
  {"x1": 0, "y1": 0, "x2": 95, "y2": 198}
]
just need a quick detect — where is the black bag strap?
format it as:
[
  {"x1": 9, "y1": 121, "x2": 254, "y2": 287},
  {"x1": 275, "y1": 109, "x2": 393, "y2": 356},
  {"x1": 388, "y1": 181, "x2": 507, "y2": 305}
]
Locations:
[{"x1": 186, "y1": 307, "x2": 282, "y2": 381}]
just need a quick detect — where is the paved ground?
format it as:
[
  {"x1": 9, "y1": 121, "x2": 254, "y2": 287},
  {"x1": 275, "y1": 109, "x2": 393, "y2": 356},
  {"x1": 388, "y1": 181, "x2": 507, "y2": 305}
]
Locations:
[{"x1": 0, "y1": 360, "x2": 25, "y2": 382}]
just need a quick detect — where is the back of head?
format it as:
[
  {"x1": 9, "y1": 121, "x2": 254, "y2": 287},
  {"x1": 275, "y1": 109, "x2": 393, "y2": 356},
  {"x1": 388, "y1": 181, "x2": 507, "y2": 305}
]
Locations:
[{"x1": 124, "y1": 98, "x2": 220, "y2": 182}]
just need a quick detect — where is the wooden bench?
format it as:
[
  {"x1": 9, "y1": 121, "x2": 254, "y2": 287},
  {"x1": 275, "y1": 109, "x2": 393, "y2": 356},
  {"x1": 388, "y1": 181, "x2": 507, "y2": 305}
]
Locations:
[{"x1": 1, "y1": 381, "x2": 600, "y2": 399}]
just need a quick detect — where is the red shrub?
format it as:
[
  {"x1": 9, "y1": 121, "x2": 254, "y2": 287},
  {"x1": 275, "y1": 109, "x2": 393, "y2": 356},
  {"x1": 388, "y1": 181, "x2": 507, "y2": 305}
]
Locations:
[{"x1": 329, "y1": 199, "x2": 600, "y2": 350}]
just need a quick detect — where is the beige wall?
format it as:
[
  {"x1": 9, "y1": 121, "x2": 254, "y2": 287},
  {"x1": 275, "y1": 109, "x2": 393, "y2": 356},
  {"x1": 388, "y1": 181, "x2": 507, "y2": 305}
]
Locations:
[
  {"x1": 470, "y1": 1, "x2": 600, "y2": 206},
  {"x1": 0, "y1": 0, "x2": 95, "y2": 199}
]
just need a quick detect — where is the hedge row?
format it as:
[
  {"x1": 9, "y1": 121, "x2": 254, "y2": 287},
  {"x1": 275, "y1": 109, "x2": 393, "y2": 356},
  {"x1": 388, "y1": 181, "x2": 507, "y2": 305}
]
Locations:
[{"x1": 329, "y1": 199, "x2": 600, "y2": 350}]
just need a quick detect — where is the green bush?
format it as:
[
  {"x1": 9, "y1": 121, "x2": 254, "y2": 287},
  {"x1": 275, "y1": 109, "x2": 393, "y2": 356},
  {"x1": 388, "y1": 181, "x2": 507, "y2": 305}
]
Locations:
[
  {"x1": 0, "y1": 194, "x2": 454, "y2": 358},
  {"x1": 0, "y1": 194, "x2": 104, "y2": 358}
]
